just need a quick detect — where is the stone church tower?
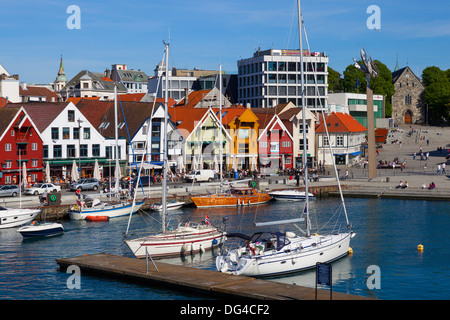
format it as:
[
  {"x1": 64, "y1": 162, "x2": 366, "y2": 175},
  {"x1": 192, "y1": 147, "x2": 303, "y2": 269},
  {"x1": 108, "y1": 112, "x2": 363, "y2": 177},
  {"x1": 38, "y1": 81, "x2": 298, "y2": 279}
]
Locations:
[{"x1": 391, "y1": 66, "x2": 425, "y2": 125}]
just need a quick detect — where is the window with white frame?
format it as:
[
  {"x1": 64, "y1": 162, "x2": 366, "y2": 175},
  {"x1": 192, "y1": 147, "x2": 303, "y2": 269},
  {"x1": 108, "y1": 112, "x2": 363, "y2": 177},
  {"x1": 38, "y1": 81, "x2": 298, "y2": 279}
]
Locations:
[
  {"x1": 337, "y1": 136, "x2": 344, "y2": 146},
  {"x1": 323, "y1": 136, "x2": 329, "y2": 146},
  {"x1": 32, "y1": 143, "x2": 38, "y2": 151},
  {"x1": 32, "y1": 159, "x2": 38, "y2": 167},
  {"x1": 5, "y1": 143, "x2": 11, "y2": 151},
  {"x1": 5, "y1": 160, "x2": 12, "y2": 168}
]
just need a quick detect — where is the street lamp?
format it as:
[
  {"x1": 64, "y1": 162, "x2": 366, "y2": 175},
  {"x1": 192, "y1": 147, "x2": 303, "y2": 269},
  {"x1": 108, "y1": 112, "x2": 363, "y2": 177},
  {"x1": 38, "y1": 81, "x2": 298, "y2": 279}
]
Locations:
[{"x1": 77, "y1": 118, "x2": 83, "y2": 178}]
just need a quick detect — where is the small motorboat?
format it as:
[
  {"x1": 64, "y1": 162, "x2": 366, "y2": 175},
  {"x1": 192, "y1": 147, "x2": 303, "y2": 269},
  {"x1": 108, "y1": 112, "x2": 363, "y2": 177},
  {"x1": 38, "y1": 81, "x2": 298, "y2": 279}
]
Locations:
[{"x1": 17, "y1": 221, "x2": 64, "y2": 238}]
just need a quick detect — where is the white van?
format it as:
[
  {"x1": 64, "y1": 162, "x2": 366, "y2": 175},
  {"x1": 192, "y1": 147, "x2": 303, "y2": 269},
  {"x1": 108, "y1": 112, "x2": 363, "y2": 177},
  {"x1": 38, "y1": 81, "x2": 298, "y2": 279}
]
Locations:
[{"x1": 185, "y1": 169, "x2": 216, "y2": 182}]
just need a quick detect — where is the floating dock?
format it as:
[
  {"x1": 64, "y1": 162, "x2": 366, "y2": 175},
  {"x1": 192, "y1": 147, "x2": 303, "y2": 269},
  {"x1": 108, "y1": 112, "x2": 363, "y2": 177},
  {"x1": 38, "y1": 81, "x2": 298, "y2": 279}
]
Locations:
[{"x1": 56, "y1": 253, "x2": 373, "y2": 300}]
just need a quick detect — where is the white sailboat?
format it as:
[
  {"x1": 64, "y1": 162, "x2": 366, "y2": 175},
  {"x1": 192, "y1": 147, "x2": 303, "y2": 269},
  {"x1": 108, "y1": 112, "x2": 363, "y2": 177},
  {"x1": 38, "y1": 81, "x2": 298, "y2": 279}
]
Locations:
[
  {"x1": 124, "y1": 42, "x2": 226, "y2": 259},
  {"x1": 215, "y1": 0, "x2": 354, "y2": 277},
  {"x1": 69, "y1": 84, "x2": 144, "y2": 220}
]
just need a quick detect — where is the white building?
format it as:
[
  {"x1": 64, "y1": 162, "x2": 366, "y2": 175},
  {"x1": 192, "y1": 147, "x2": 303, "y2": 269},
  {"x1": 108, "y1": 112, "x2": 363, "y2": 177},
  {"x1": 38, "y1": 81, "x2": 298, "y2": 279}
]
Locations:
[
  {"x1": 237, "y1": 49, "x2": 328, "y2": 111},
  {"x1": 110, "y1": 64, "x2": 148, "y2": 94},
  {"x1": 0, "y1": 63, "x2": 20, "y2": 103},
  {"x1": 316, "y1": 112, "x2": 367, "y2": 166},
  {"x1": 148, "y1": 61, "x2": 219, "y2": 102},
  {"x1": 21, "y1": 102, "x2": 126, "y2": 180},
  {"x1": 60, "y1": 70, "x2": 127, "y2": 101},
  {"x1": 328, "y1": 92, "x2": 385, "y2": 129}
]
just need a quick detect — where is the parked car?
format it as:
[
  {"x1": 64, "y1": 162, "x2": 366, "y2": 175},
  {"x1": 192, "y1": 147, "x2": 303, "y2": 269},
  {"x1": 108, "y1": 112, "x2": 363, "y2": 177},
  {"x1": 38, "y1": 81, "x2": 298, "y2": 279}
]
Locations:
[
  {"x1": 23, "y1": 183, "x2": 61, "y2": 195},
  {"x1": 0, "y1": 185, "x2": 20, "y2": 197},
  {"x1": 69, "y1": 178, "x2": 100, "y2": 191},
  {"x1": 185, "y1": 169, "x2": 216, "y2": 182}
]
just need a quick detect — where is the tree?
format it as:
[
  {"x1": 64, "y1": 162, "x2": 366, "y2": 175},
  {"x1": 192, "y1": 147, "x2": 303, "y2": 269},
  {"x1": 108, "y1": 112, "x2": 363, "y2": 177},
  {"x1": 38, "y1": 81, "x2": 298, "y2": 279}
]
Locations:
[
  {"x1": 422, "y1": 66, "x2": 450, "y2": 123},
  {"x1": 341, "y1": 60, "x2": 395, "y2": 117},
  {"x1": 327, "y1": 67, "x2": 342, "y2": 92}
]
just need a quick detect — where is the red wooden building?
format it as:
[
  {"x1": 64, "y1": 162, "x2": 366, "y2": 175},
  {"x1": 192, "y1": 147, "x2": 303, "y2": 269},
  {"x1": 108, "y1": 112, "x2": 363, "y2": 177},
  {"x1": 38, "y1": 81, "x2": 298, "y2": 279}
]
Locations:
[
  {"x1": 257, "y1": 114, "x2": 294, "y2": 171},
  {"x1": 0, "y1": 106, "x2": 44, "y2": 185}
]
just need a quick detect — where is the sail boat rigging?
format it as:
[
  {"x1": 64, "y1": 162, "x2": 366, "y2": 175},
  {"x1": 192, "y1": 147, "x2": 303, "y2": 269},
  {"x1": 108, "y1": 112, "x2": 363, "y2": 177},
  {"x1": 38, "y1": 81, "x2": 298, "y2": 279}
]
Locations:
[
  {"x1": 215, "y1": 0, "x2": 354, "y2": 277},
  {"x1": 124, "y1": 41, "x2": 226, "y2": 259},
  {"x1": 69, "y1": 84, "x2": 144, "y2": 220},
  {"x1": 189, "y1": 66, "x2": 271, "y2": 208}
]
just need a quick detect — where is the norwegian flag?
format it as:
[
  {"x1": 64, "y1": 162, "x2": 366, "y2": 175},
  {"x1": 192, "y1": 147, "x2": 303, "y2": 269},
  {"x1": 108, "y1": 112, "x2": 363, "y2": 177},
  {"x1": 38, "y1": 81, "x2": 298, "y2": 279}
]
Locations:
[{"x1": 205, "y1": 215, "x2": 211, "y2": 225}]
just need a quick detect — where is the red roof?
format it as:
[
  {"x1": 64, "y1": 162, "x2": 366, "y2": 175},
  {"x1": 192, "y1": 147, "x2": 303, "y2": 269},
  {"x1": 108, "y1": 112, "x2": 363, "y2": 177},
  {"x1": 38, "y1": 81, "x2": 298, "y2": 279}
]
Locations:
[
  {"x1": 0, "y1": 97, "x2": 8, "y2": 108},
  {"x1": 315, "y1": 112, "x2": 367, "y2": 133},
  {"x1": 19, "y1": 86, "x2": 58, "y2": 102},
  {"x1": 175, "y1": 90, "x2": 210, "y2": 107}
]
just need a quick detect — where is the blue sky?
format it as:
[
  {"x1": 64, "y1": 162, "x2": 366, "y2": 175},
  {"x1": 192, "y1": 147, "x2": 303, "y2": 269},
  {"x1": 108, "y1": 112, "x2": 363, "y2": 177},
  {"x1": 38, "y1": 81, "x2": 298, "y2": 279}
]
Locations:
[{"x1": 1, "y1": 0, "x2": 449, "y2": 84}]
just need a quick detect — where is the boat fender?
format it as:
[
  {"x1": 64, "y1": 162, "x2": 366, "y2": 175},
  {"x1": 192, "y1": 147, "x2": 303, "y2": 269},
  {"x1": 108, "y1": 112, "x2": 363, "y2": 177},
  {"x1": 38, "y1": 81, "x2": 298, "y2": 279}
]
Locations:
[
  {"x1": 417, "y1": 244, "x2": 424, "y2": 252},
  {"x1": 212, "y1": 238, "x2": 218, "y2": 245},
  {"x1": 181, "y1": 243, "x2": 188, "y2": 252},
  {"x1": 286, "y1": 231, "x2": 296, "y2": 238},
  {"x1": 348, "y1": 247, "x2": 353, "y2": 254},
  {"x1": 190, "y1": 242, "x2": 194, "y2": 252},
  {"x1": 199, "y1": 243, "x2": 205, "y2": 253}
]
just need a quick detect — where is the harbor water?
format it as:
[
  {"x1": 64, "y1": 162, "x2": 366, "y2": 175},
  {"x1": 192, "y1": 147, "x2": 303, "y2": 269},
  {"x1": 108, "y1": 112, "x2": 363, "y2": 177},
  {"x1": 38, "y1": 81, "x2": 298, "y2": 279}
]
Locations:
[{"x1": 1, "y1": 197, "x2": 449, "y2": 300}]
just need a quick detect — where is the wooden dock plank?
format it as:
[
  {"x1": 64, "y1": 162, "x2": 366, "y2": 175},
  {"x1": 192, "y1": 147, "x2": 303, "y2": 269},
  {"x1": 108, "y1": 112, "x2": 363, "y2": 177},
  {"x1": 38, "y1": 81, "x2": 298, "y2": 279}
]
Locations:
[{"x1": 56, "y1": 253, "x2": 373, "y2": 300}]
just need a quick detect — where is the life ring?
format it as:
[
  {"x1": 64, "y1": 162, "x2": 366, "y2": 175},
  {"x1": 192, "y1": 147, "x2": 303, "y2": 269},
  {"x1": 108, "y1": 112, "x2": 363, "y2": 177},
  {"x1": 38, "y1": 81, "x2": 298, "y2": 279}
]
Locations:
[{"x1": 49, "y1": 194, "x2": 57, "y2": 202}]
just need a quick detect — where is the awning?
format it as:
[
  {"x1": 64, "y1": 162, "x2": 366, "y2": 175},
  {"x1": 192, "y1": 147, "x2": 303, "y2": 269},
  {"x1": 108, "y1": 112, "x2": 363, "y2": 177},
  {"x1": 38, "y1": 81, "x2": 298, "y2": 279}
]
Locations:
[
  {"x1": 349, "y1": 151, "x2": 362, "y2": 156},
  {"x1": 127, "y1": 162, "x2": 162, "y2": 170}
]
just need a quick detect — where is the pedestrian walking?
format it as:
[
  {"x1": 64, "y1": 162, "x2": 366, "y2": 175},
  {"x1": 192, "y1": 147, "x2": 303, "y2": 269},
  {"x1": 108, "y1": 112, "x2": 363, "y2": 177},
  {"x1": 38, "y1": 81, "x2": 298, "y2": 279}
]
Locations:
[
  {"x1": 442, "y1": 162, "x2": 446, "y2": 174},
  {"x1": 437, "y1": 163, "x2": 441, "y2": 174}
]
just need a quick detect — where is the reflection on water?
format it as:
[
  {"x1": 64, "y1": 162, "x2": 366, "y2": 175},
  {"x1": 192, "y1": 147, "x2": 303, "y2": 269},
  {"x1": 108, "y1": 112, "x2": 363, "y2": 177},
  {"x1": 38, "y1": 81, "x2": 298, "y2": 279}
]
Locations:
[{"x1": 1, "y1": 197, "x2": 449, "y2": 299}]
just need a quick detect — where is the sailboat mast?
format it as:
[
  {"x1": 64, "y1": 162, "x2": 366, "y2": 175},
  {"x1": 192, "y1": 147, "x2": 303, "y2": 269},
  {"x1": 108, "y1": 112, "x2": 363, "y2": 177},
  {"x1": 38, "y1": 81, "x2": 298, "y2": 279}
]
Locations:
[
  {"x1": 162, "y1": 41, "x2": 169, "y2": 232},
  {"x1": 114, "y1": 84, "x2": 120, "y2": 197},
  {"x1": 297, "y1": 0, "x2": 310, "y2": 237},
  {"x1": 219, "y1": 64, "x2": 223, "y2": 192}
]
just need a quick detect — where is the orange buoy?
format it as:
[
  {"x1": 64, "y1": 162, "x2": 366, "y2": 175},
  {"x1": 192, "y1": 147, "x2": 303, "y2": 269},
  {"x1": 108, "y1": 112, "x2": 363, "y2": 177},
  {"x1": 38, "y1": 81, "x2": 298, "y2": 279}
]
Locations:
[{"x1": 86, "y1": 215, "x2": 109, "y2": 222}]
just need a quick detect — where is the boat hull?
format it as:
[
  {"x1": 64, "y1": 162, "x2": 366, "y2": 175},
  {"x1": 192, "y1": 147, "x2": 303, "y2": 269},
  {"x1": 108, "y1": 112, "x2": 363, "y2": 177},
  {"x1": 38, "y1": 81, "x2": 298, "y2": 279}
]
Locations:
[
  {"x1": 69, "y1": 201, "x2": 144, "y2": 220},
  {"x1": 216, "y1": 232, "x2": 352, "y2": 277},
  {"x1": 269, "y1": 190, "x2": 316, "y2": 201},
  {"x1": 151, "y1": 202, "x2": 185, "y2": 211},
  {"x1": 18, "y1": 222, "x2": 64, "y2": 238},
  {"x1": 0, "y1": 208, "x2": 41, "y2": 229},
  {"x1": 125, "y1": 226, "x2": 226, "y2": 259},
  {"x1": 191, "y1": 191, "x2": 271, "y2": 208}
]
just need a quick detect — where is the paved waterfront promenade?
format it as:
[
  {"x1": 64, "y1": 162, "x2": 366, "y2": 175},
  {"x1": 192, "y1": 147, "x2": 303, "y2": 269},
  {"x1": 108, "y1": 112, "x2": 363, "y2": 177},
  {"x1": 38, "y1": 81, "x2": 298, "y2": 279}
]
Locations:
[{"x1": 2, "y1": 124, "x2": 449, "y2": 211}]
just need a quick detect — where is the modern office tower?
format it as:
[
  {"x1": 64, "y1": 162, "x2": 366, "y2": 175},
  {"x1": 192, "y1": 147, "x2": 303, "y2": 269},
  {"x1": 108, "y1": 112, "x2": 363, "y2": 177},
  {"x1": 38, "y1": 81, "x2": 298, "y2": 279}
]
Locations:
[{"x1": 237, "y1": 49, "x2": 328, "y2": 111}]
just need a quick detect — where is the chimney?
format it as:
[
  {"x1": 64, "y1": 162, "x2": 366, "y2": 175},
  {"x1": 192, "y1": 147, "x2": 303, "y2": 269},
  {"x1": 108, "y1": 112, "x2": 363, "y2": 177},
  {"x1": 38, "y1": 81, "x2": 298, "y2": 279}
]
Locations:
[
  {"x1": 184, "y1": 88, "x2": 189, "y2": 105},
  {"x1": 105, "y1": 68, "x2": 111, "y2": 79}
]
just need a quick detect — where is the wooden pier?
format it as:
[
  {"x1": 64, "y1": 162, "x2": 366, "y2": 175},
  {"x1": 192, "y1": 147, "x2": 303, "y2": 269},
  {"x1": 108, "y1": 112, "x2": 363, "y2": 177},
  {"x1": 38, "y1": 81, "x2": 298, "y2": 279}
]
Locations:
[{"x1": 56, "y1": 253, "x2": 373, "y2": 300}]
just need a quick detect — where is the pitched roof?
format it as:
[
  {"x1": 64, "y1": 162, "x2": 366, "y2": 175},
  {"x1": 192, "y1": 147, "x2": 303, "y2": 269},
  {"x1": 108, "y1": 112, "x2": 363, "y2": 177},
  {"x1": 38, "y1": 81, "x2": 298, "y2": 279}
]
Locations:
[
  {"x1": 315, "y1": 112, "x2": 367, "y2": 133},
  {"x1": 67, "y1": 97, "x2": 101, "y2": 105},
  {"x1": 169, "y1": 107, "x2": 211, "y2": 139},
  {"x1": 0, "y1": 106, "x2": 21, "y2": 138},
  {"x1": 64, "y1": 70, "x2": 127, "y2": 92},
  {"x1": 4, "y1": 102, "x2": 68, "y2": 133},
  {"x1": 176, "y1": 89, "x2": 211, "y2": 107},
  {"x1": 76, "y1": 100, "x2": 159, "y2": 142},
  {"x1": 19, "y1": 86, "x2": 58, "y2": 102},
  {"x1": 0, "y1": 97, "x2": 9, "y2": 108}
]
